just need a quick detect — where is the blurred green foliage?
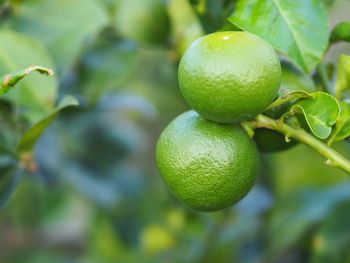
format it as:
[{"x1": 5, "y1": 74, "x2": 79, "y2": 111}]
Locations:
[{"x1": 0, "y1": 0, "x2": 349, "y2": 263}]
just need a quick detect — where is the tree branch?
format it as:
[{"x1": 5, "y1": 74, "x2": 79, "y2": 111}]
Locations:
[{"x1": 250, "y1": 114, "x2": 350, "y2": 174}]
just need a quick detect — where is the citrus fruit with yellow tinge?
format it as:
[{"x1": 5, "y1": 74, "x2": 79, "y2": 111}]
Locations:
[
  {"x1": 156, "y1": 111, "x2": 259, "y2": 212},
  {"x1": 140, "y1": 224, "x2": 176, "y2": 254},
  {"x1": 178, "y1": 31, "x2": 281, "y2": 123}
]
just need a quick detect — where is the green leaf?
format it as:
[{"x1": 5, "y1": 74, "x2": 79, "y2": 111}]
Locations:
[
  {"x1": 0, "y1": 156, "x2": 20, "y2": 209},
  {"x1": 17, "y1": 96, "x2": 79, "y2": 154},
  {"x1": 8, "y1": 0, "x2": 108, "y2": 76},
  {"x1": 335, "y1": 54, "x2": 350, "y2": 99},
  {"x1": 168, "y1": 0, "x2": 204, "y2": 55},
  {"x1": 330, "y1": 21, "x2": 350, "y2": 43},
  {"x1": 330, "y1": 101, "x2": 350, "y2": 143},
  {"x1": 291, "y1": 92, "x2": 340, "y2": 139},
  {"x1": 266, "y1": 91, "x2": 312, "y2": 111},
  {"x1": 195, "y1": 0, "x2": 227, "y2": 32},
  {"x1": 229, "y1": 0, "x2": 329, "y2": 72},
  {"x1": 267, "y1": 183, "x2": 350, "y2": 256},
  {"x1": 0, "y1": 66, "x2": 53, "y2": 95},
  {"x1": 0, "y1": 170, "x2": 21, "y2": 209},
  {"x1": 0, "y1": 30, "x2": 57, "y2": 113},
  {"x1": 79, "y1": 39, "x2": 138, "y2": 103}
]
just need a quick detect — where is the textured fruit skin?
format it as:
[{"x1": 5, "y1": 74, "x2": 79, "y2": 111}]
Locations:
[
  {"x1": 156, "y1": 111, "x2": 259, "y2": 212},
  {"x1": 115, "y1": 0, "x2": 169, "y2": 44},
  {"x1": 178, "y1": 31, "x2": 281, "y2": 123},
  {"x1": 254, "y1": 60, "x2": 317, "y2": 152}
]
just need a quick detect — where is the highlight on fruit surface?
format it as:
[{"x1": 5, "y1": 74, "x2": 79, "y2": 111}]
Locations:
[{"x1": 178, "y1": 31, "x2": 281, "y2": 124}]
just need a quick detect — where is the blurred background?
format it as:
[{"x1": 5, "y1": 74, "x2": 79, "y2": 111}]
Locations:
[{"x1": 0, "y1": 0, "x2": 349, "y2": 262}]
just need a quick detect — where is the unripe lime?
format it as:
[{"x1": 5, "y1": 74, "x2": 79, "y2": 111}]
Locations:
[
  {"x1": 156, "y1": 111, "x2": 259, "y2": 211},
  {"x1": 178, "y1": 31, "x2": 281, "y2": 123},
  {"x1": 253, "y1": 128, "x2": 298, "y2": 153}
]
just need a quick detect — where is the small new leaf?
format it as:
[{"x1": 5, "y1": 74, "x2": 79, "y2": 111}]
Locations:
[
  {"x1": 0, "y1": 66, "x2": 54, "y2": 95},
  {"x1": 17, "y1": 95, "x2": 79, "y2": 154},
  {"x1": 329, "y1": 101, "x2": 350, "y2": 143},
  {"x1": 266, "y1": 91, "x2": 312, "y2": 111},
  {"x1": 291, "y1": 92, "x2": 341, "y2": 139},
  {"x1": 330, "y1": 21, "x2": 350, "y2": 43},
  {"x1": 335, "y1": 54, "x2": 350, "y2": 100}
]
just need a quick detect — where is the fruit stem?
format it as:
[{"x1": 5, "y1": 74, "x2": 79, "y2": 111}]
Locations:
[{"x1": 252, "y1": 114, "x2": 350, "y2": 174}]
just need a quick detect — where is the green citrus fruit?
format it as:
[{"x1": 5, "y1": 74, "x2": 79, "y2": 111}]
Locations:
[
  {"x1": 254, "y1": 60, "x2": 317, "y2": 152},
  {"x1": 253, "y1": 128, "x2": 298, "y2": 152},
  {"x1": 178, "y1": 31, "x2": 281, "y2": 123},
  {"x1": 115, "y1": 0, "x2": 170, "y2": 44},
  {"x1": 156, "y1": 110, "x2": 259, "y2": 212},
  {"x1": 140, "y1": 224, "x2": 176, "y2": 254}
]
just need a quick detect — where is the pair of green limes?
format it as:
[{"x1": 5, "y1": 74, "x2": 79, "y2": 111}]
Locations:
[
  {"x1": 115, "y1": 0, "x2": 314, "y2": 211},
  {"x1": 156, "y1": 31, "x2": 281, "y2": 211},
  {"x1": 156, "y1": 30, "x2": 315, "y2": 211}
]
